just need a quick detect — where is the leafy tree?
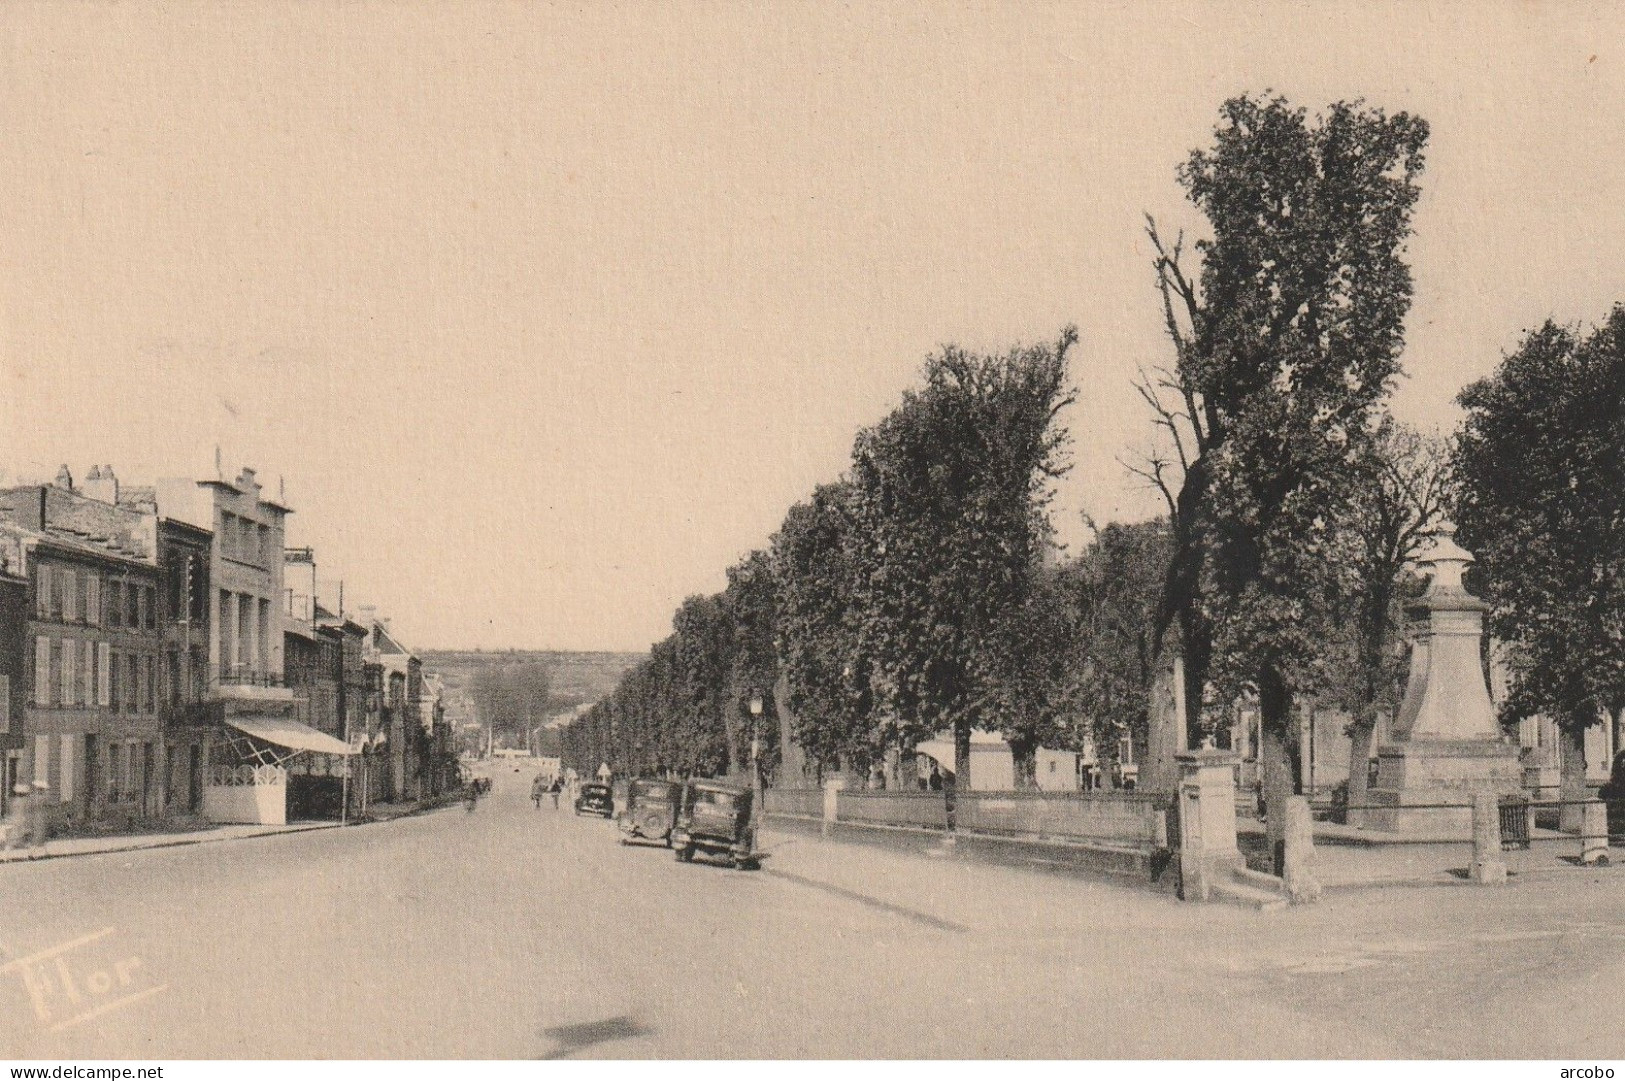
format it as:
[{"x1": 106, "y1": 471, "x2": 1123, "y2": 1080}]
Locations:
[
  {"x1": 669, "y1": 595, "x2": 734, "y2": 777},
  {"x1": 1064, "y1": 520, "x2": 1171, "y2": 785},
  {"x1": 468, "y1": 661, "x2": 554, "y2": 745},
  {"x1": 980, "y1": 560, "x2": 1078, "y2": 786},
  {"x1": 1454, "y1": 310, "x2": 1625, "y2": 805},
  {"x1": 722, "y1": 551, "x2": 781, "y2": 774},
  {"x1": 772, "y1": 482, "x2": 877, "y2": 778},
  {"x1": 1327, "y1": 421, "x2": 1451, "y2": 809},
  {"x1": 1136, "y1": 95, "x2": 1429, "y2": 853},
  {"x1": 847, "y1": 330, "x2": 1076, "y2": 788}
]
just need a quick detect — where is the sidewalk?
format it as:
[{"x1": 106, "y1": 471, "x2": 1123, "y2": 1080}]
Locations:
[
  {"x1": 768, "y1": 809, "x2": 1624, "y2": 895},
  {"x1": 1252, "y1": 817, "x2": 1622, "y2": 889},
  {"x1": 0, "y1": 793, "x2": 460, "y2": 866},
  {"x1": 0, "y1": 820, "x2": 337, "y2": 864}
]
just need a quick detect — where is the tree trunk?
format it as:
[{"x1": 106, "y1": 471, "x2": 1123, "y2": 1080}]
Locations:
[
  {"x1": 1143, "y1": 658, "x2": 1181, "y2": 795},
  {"x1": 954, "y1": 719, "x2": 972, "y2": 795},
  {"x1": 1009, "y1": 735, "x2": 1037, "y2": 790},
  {"x1": 1258, "y1": 667, "x2": 1297, "y2": 875},
  {"x1": 1559, "y1": 713, "x2": 1591, "y2": 834},
  {"x1": 773, "y1": 673, "x2": 803, "y2": 787},
  {"x1": 897, "y1": 743, "x2": 920, "y2": 790},
  {"x1": 1344, "y1": 706, "x2": 1377, "y2": 814},
  {"x1": 714, "y1": 685, "x2": 736, "y2": 777}
]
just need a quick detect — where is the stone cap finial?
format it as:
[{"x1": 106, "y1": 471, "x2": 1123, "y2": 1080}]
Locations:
[{"x1": 1421, "y1": 523, "x2": 1474, "y2": 596}]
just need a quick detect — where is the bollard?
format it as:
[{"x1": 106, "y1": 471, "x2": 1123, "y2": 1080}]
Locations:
[
  {"x1": 1580, "y1": 800, "x2": 1609, "y2": 866},
  {"x1": 1282, "y1": 796, "x2": 1322, "y2": 904},
  {"x1": 821, "y1": 777, "x2": 842, "y2": 841},
  {"x1": 1469, "y1": 790, "x2": 1508, "y2": 884}
]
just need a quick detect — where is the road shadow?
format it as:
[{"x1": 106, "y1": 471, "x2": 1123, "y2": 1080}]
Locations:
[
  {"x1": 764, "y1": 867, "x2": 969, "y2": 932},
  {"x1": 538, "y1": 1015, "x2": 652, "y2": 1059}
]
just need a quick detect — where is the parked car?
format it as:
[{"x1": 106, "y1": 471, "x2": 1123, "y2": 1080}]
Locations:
[
  {"x1": 618, "y1": 778, "x2": 683, "y2": 846},
  {"x1": 672, "y1": 780, "x2": 759, "y2": 869},
  {"x1": 574, "y1": 783, "x2": 614, "y2": 818}
]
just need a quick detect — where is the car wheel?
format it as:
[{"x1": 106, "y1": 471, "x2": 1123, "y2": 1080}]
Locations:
[{"x1": 676, "y1": 845, "x2": 694, "y2": 863}]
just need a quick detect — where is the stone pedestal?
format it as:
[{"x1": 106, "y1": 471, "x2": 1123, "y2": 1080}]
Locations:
[
  {"x1": 1176, "y1": 750, "x2": 1243, "y2": 901},
  {"x1": 1362, "y1": 741, "x2": 1523, "y2": 836},
  {"x1": 1358, "y1": 529, "x2": 1522, "y2": 840}
]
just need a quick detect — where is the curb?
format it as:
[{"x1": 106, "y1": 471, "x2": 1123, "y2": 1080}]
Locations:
[
  {"x1": 0, "y1": 821, "x2": 341, "y2": 866},
  {"x1": 0, "y1": 801, "x2": 466, "y2": 867}
]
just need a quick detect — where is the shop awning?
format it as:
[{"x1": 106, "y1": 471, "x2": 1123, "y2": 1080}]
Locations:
[{"x1": 228, "y1": 717, "x2": 355, "y2": 756}]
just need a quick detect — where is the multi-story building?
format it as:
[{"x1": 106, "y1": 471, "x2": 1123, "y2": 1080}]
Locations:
[
  {"x1": 0, "y1": 472, "x2": 167, "y2": 830},
  {"x1": 0, "y1": 530, "x2": 29, "y2": 814},
  {"x1": 150, "y1": 465, "x2": 348, "y2": 824},
  {"x1": 364, "y1": 615, "x2": 424, "y2": 803},
  {"x1": 419, "y1": 672, "x2": 455, "y2": 796},
  {"x1": 157, "y1": 467, "x2": 292, "y2": 690}
]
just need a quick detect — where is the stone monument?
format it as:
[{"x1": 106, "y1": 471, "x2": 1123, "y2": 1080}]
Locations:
[{"x1": 1358, "y1": 526, "x2": 1522, "y2": 838}]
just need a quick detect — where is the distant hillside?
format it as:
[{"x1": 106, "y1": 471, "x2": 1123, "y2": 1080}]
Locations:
[{"x1": 421, "y1": 650, "x2": 643, "y2": 722}]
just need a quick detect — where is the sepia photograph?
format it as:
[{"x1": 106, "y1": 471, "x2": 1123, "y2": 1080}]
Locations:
[{"x1": 1, "y1": 0, "x2": 1623, "y2": 1067}]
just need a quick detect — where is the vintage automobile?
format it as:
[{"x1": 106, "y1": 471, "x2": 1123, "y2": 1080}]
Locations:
[
  {"x1": 672, "y1": 780, "x2": 759, "y2": 869},
  {"x1": 574, "y1": 782, "x2": 615, "y2": 818},
  {"x1": 618, "y1": 777, "x2": 684, "y2": 846}
]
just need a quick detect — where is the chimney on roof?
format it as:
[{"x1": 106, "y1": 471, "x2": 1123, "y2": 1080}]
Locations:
[
  {"x1": 54, "y1": 465, "x2": 74, "y2": 491},
  {"x1": 82, "y1": 465, "x2": 119, "y2": 505}
]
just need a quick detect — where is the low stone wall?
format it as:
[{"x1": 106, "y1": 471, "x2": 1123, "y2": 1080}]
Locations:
[
  {"x1": 764, "y1": 787, "x2": 823, "y2": 818},
  {"x1": 956, "y1": 790, "x2": 1165, "y2": 848},
  {"x1": 841, "y1": 791, "x2": 949, "y2": 830},
  {"x1": 766, "y1": 786, "x2": 1165, "y2": 851}
]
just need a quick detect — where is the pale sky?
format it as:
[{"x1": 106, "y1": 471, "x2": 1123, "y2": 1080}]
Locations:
[{"x1": 2, "y1": 1, "x2": 1623, "y2": 652}]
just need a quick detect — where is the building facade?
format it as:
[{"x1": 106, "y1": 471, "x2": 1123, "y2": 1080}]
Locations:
[{"x1": 0, "y1": 476, "x2": 168, "y2": 830}]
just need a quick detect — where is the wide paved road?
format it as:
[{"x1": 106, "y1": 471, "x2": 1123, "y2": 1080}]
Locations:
[{"x1": 5, "y1": 768, "x2": 1625, "y2": 1059}]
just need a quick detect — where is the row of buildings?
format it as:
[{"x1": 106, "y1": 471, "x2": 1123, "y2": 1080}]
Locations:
[{"x1": 0, "y1": 463, "x2": 457, "y2": 833}]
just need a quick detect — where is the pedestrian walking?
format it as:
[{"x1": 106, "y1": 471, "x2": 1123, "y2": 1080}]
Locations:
[
  {"x1": 928, "y1": 764, "x2": 942, "y2": 792},
  {"x1": 531, "y1": 774, "x2": 547, "y2": 810},
  {"x1": 550, "y1": 777, "x2": 562, "y2": 810}
]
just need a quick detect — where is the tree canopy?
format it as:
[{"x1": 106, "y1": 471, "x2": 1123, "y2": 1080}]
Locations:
[{"x1": 1454, "y1": 310, "x2": 1625, "y2": 742}]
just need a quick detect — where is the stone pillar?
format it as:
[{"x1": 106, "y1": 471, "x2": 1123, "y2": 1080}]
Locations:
[
  {"x1": 1282, "y1": 796, "x2": 1321, "y2": 904},
  {"x1": 821, "y1": 776, "x2": 843, "y2": 840},
  {"x1": 1580, "y1": 800, "x2": 1609, "y2": 866},
  {"x1": 1366, "y1": 528, "x2": 1522, "y2": 838},
  {"x1": 1469, "y1": 789, "x2": 1507, "y2": 884},
  {"x1": 1176, "y1": 750, "x2": 1243, "y2": 902}
]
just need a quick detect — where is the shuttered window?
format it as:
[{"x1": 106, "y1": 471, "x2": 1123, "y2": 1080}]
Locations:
[
  {"x1": 59, "y1": 734, "x2": 76, "y2": 804},
  {"x1": 33, "y1": 637, "x2": 51, "y2": 705},
  {"x1": 58, "y1": 639, "x2": 72, "y2": 705},
  {"x1": 85, "y1": 574, "x2": 101, "y2": 627},
  {"x1": 97, "y1": 642, "x2": 111, "y2": 706}
]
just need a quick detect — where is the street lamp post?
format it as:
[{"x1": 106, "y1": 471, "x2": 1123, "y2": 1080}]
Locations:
[{"x1": 748, "y1": 690, "x2": 765, "y2": 844}]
